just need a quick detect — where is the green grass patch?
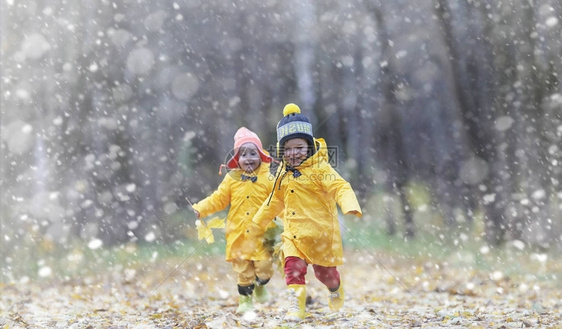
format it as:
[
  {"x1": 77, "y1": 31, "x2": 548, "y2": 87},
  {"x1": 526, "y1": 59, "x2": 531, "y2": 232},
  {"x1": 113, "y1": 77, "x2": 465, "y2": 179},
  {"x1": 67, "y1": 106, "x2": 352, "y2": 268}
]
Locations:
[{"x1": 342, "y1": 215, "x2": 562, "y2": 285}]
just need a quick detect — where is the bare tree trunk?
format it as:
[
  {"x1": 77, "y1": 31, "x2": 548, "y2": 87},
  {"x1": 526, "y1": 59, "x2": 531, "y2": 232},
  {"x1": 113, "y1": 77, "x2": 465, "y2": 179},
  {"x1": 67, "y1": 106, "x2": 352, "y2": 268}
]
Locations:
[
  {"x1": 365, "y1": 1, "x2": 416, "y2": 238},
  {"x1": 292, "y1": 0, "x2": 318, "y2": 125},
  {"x1": 434, "y1": 0, "x2": 513, "y2": 244}
]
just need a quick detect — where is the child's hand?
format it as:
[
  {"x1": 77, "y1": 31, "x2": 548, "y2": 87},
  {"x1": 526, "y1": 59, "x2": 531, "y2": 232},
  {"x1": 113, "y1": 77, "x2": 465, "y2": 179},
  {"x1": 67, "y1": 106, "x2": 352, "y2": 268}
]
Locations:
[
  {"x1": 346, "y1": 210, "x2": 362, "y2": 217},
  {"x1": 193, "y1": 210, "x2": 200, "y2": 218}
]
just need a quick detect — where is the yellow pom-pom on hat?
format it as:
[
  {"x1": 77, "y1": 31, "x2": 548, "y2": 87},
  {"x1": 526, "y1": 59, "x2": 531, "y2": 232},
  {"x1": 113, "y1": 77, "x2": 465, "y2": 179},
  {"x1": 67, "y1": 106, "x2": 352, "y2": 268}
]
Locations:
[{"x1": 283, "y1": 103, "x2": 301, "y2": 116}]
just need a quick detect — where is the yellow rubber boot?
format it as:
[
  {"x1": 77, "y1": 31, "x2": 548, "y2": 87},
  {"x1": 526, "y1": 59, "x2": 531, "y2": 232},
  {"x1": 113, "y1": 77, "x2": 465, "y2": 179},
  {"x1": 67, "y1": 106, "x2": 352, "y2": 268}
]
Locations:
[
  {"x1": 236, "y1": 295, "x2": 254, "y2": 314},
  {"x1": 284, "y1": 284, "x2": 306, "y2": 321},
  {"x1": 328, "y1": 282, "x2": 344, "y2": 311}
]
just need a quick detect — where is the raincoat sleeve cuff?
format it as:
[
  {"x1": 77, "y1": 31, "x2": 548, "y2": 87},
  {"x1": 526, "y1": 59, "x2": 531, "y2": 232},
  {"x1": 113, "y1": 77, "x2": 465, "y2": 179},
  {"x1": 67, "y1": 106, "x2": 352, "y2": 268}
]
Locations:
[{"x1": 192, "y1": 203, "x2": 205, "y2": 217}]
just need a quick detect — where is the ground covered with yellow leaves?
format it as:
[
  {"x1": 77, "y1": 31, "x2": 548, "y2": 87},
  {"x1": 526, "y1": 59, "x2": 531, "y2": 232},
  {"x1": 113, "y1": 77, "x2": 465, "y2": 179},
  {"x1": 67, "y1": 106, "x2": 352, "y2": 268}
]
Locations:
[{"x1": 2, "y1": 249, "x2": 562, "y2": 328}]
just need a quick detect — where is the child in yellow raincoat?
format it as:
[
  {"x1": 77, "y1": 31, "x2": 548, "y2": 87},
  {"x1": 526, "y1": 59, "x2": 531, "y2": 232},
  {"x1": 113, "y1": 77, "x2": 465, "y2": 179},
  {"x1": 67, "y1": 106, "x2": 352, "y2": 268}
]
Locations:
[
  {"x1": 192, "y1": 127, "x2": 280, "y2": 314},
  {"x1": 246, "y1": 104, "x2": 362, "y2": 321}
]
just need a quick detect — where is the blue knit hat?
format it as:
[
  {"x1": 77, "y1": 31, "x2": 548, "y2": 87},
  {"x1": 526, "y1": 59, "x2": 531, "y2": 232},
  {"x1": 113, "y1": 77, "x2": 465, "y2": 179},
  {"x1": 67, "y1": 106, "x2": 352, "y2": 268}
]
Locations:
[{"x1": 276, "y1": 103, "x2": 314, "y2": 157}]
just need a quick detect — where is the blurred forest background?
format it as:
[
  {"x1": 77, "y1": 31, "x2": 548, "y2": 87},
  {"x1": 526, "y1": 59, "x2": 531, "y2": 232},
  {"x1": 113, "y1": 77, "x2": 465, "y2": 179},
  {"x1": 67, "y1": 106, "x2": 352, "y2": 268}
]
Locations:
[{"x1": 1, "y1": 0, "x2": 562, "y2": 281}]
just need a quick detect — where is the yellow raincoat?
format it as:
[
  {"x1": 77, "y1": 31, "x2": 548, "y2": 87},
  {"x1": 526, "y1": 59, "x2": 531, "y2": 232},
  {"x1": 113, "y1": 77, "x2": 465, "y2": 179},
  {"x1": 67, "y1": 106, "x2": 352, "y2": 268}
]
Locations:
[
  {"x1": 193, "y1": 162, "x2": 278, "y2": 262},
  {"x1": 251, "y1": 138, "x2": 362, "y2": 267}
]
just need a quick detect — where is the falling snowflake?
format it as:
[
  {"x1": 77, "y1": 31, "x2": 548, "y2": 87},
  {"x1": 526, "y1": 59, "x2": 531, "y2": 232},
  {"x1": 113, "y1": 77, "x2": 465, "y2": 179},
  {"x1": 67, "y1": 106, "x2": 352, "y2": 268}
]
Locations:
[
  {"x1": 145, "y1": 232, "x2": 156, "y2": 242},
  {"x1": 88, "y1": 239, "x2": 103, "y2": 250},
  {"x1": 38, "y1": 266, "x2": 52, "y2": 278},
  {"x1": 545, "y1": 16, "x2": 559, "y2": 27}
]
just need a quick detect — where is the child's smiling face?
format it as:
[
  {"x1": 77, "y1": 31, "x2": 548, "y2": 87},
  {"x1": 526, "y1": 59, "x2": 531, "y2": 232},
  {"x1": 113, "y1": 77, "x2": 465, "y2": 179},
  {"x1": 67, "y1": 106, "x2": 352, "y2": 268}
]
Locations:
[
  {"x1": 283, "y1": 138, "x2": 309, "y2": 167},
  {"x1": 237, "y1": 143, "x2": 261, "y2": 173}
]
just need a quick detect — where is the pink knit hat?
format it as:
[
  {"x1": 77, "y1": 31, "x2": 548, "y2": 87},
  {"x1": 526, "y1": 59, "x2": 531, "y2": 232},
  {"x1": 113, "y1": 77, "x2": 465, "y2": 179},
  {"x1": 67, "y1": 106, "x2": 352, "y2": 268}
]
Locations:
[{"x1": 225, "y1": 127, "x2": 272, "y2": 170}]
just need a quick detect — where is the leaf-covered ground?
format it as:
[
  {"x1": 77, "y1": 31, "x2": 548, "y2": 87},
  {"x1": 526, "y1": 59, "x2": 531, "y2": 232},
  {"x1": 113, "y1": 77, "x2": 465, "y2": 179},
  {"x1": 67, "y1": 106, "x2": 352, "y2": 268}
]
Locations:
[{"x1": 1, "y1": 250, "x2": 562, "y2": 328}]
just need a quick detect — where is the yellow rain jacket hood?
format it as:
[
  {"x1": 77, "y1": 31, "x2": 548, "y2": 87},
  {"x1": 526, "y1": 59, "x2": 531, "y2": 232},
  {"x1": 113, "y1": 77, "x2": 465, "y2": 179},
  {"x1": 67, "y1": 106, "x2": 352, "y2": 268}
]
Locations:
[
  {"x1": 193, "y1": 162, "x2": 278, "y2": 261},
  {"x1": 252, "y1": 138, "x2": 362, "y2": 267}
]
